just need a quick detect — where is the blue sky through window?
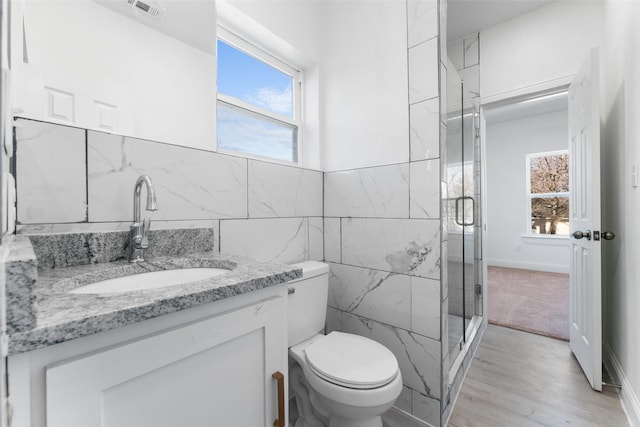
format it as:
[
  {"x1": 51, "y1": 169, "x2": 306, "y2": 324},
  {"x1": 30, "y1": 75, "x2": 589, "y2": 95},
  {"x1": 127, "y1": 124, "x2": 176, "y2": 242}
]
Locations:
[
  {"x1": 217, "y1": 38, "x2": 298, "y2": 162},
  {"x1": 217, "y1": 40, "x2": 293, "y2": 118},
  {"x1": 217, "y1": 103, "x2": 297, "y2": 162}
]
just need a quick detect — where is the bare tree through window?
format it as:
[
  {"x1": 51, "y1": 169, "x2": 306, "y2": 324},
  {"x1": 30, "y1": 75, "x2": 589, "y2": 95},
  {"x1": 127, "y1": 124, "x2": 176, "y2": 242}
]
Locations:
[{"x1": 528, "y1": 151, "x2": 569, "y2": 235}]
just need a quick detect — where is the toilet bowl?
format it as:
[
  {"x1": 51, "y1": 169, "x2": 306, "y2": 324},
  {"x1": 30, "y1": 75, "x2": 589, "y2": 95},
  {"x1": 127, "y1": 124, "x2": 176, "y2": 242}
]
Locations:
[{"x1": 288, "y1": 262, "x2": 402, "y2": 427}]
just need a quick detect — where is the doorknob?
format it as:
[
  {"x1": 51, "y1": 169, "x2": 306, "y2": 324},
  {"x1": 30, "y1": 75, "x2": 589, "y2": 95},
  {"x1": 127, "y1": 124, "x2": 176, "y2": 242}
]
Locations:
[
  {"x1": 572, "y1": 230, "x2": 591, "y2": 240},
  {"x1": 602, "y1": 231, "x2": 616, "y2": 240}
]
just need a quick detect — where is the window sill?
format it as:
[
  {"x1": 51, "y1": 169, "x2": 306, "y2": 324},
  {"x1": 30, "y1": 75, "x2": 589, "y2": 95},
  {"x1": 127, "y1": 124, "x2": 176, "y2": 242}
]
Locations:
[{"x1": 521, "y1": 234, "x2": 569, "y2": 246}]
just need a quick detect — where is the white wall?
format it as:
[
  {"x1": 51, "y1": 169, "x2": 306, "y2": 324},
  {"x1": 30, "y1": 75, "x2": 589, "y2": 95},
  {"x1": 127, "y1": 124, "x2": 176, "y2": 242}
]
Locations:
[
  {"x1": 12, "y1": 0, "x2": 217, "y2": 150},
  {"x1": 218, "y1": 0, "x2": 322, "y2": 169},
  {"x1": 12, "y1": 0, "x2": 324, "y2": 167},
  {"x1": 602, "y1": 1, "x2": 640, "y2": 425},
  {"x1": 223, "y1": 0, "x2": 321, "y2": 62},
  {"x1": 320, "y1": 1, "x2": 410, "y2": 171},
  {"x1": 486, "y1": 109, "x2": 569, "y2": 273},
  {"x1": 480, "y1": 0, "x2": 604, "y2": 101}
]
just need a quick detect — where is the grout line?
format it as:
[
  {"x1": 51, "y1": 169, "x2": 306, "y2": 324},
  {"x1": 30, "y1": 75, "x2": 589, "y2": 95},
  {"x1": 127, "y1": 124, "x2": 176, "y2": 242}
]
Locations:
[{"x1": 84, "y1": 129, "x2": 89, "y2": 222}]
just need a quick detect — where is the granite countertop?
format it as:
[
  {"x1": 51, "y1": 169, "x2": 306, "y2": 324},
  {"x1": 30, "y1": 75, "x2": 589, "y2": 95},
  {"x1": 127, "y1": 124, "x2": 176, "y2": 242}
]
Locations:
[{"x1": 8, "y1": 251, "x2": 302, "y2": 355}]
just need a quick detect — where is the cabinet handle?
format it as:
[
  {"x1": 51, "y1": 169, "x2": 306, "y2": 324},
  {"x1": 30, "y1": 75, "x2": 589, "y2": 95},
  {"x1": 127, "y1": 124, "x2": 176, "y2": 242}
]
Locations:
[{"x1": 272, "y1": 371, "x2": 285, "y2": 427}]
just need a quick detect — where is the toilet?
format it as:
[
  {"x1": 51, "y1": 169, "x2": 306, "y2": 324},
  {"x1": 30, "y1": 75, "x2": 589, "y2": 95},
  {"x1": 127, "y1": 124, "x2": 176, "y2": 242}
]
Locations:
[{"x1": 288, "y1": 261, "x2": 402, "y2": 427}]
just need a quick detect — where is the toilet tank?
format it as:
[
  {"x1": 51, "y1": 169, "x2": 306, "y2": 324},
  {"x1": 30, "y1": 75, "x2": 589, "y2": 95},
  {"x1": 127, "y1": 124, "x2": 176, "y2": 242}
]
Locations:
[{"x1": 287, "y1": 261, "x2": 330, "y2": 347}]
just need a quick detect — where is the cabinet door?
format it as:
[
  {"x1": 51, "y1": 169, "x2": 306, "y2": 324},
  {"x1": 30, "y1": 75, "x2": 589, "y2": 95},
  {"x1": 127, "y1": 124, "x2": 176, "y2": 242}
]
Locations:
[{"x1": 45, "y1": 295, "x2": 287, "y2": 427}]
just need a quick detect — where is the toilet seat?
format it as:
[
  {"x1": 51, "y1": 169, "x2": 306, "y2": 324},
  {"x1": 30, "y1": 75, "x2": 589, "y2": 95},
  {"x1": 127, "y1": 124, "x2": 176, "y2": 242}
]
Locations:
[{"x1": 304, "y1": 332, "x2": 398, "y2": 390}]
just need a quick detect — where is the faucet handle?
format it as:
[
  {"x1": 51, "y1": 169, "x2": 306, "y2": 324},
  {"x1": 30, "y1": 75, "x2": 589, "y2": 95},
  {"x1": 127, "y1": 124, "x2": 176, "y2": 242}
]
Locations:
[{"x1": 140, "y1": 217, "x2": 151, "y2": 249}]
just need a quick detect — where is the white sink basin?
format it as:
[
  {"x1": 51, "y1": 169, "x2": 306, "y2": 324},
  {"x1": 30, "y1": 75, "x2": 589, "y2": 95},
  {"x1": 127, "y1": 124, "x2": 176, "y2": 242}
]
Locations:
[{"x1": 68, "y1": 267, "x2": 230, "y2": 294}]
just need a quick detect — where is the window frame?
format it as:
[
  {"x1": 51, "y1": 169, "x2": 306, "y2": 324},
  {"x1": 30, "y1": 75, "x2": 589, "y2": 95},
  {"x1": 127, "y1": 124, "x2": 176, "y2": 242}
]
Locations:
[
  {"x1": 216, "y1": 27, "x2": 303, "y2": 164},
  {"x1": 525, "y1": 149, "x2": 570, "y2": 237}
]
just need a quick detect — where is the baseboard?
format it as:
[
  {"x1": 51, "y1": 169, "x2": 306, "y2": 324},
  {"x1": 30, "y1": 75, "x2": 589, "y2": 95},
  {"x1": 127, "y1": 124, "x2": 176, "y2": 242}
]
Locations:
[
  {"x1": 487, "y1": 258, "x2": 569, "y2": 274},
  {"x1": 604, "y1": 343, "x2": 640, "y2": 427}
]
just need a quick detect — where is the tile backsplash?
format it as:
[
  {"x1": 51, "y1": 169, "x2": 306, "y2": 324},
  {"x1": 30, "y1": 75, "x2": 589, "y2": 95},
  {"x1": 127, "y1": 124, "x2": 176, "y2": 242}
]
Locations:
[
  {"x1": 87, "y1": 131, "x2": 249, "y2": 221},
  {"x1": 16, "y1": 120, "x2": 87, "y2": 223},
  {"x1": 15, "y1": 118, "x2": 323, "y2": 265}
]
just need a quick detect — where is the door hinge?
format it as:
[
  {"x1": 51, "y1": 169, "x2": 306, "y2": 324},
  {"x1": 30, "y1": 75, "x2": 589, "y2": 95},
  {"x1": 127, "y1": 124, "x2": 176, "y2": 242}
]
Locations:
[{"x1": 475, "y1": 283, "x2": 482, "y2": 297}]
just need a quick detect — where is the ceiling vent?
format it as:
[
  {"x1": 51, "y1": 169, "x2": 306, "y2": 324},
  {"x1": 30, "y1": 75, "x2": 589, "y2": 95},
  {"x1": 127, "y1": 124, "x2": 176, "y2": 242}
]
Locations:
[{"x1": 126, "y1": 0, "x2": 164, "y2": 20}]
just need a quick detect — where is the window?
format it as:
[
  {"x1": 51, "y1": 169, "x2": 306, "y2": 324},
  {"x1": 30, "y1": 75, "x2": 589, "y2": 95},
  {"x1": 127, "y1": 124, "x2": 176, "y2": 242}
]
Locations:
[
  {"x1": 216, "y1": 29, "x2": 302, "y2": 163},
  {"x1": 527, "y1": 150, "x2": 569, "y2": 235}
]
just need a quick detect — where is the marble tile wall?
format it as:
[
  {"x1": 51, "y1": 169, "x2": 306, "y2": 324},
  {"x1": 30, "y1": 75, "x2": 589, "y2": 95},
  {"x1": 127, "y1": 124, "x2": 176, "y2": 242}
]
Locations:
[
  {"x1": 15, "y1": 121, "x2": 87, "y2": 224},
  {"x1": 324, "y1": 164, "x2": 409, "y2": 218},
  {"x1": 324, "y1": 2, "x2": 445, "y2": 424},
  {"x1": 14, "y1": 118, "x2": 323, "y2": 265},
  {"x1": 447, "y1": 33, "x2": 480, "y2": 99},
  {"x1": 88, "y1": 132, "x2": 248, "y2": 221}
]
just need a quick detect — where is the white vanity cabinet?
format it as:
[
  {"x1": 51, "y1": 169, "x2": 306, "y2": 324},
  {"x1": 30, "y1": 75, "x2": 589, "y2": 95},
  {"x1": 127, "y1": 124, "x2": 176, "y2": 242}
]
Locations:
[{"x1": 8, "y1": 285, "x2": 288, "y2": 427}]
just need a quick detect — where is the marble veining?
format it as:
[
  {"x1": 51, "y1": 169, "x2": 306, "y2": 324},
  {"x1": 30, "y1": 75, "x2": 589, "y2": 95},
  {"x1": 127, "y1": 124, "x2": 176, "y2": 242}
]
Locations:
[
  {"x1": 412, "y1": 390, "x2": 441, "y2": 427},
  {"x1": 463, "y1": 34, "x2": 479, "y2": 68},
  {"x1": 324, "y1": 164, "x2": 410, "y2": 218},
  {"x1": 410, "y1": 159, "x2": 440, "y2": 218},
  {"x1": 411, "y1": 275, "x2": 441, "y2": 341},
  {"x1": 15, "y1": 119, "x2": 87, "y2": 224},
  {"x1": 410, "y1": 97, "x2": 440, "y2": 162},
  {"x1": 408, "y1": 38, "x2": 439, "y2": 105},
  {"x1": 220, "y1": 217, "x2": 308, "y2": 264},
  {"x1": 407, "y1": 0, "x2": 438, "y2": 49},
  {"x1": 341, "y1": 218, "x2": 441, "y2": 279},
  {"x1": 248, "y1": 160, "x2": 322, "y2": 218},
  {"x1": 8, "y1": 252, "x2": 301, "y2": 355},
  {"x1": 341, "y1": 312, "x2": 440, "y2": 399},
  {"x1": 328, "y1": 263, "x2": 411, "y2": 330},
  {"x1": 88, "y1": 131, "x2": 248, "y2": 221},
  {"x1": 308, "y1": 218, "x2": 324, "y2": 261}
]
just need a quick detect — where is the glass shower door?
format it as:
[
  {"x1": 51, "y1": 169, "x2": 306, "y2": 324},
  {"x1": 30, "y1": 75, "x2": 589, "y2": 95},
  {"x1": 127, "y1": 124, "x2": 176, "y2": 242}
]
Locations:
[
  {"x1": 461, "y1": 97, "x2": 476, "y2": 337},
  {"x1": 446, "y1": 64, "x2": 464, "y2": 364},
  {"x1": 446, "y1": 62, "x2": 481, "y2": 368}
]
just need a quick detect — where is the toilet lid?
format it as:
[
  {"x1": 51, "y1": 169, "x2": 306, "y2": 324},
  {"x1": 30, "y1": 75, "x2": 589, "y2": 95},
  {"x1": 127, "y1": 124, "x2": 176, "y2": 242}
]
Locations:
[{"x1": 304, "y1": 332, "x2": 398, "y2": 389}]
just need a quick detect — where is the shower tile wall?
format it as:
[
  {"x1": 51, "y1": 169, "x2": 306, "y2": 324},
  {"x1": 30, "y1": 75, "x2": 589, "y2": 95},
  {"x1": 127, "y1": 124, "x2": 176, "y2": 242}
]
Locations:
[
  {"x1": 14, "y1": 118, "x2": 323, "y2": 265},
  {"x1": 324, "y1": 172, "x2": 443, "y2": 426},
  {"x1": 410, "y1": 97, "x2": 440, "y2": 160},
  {"x1": 447, "y1": 33, "x2": 480, "y2": 98},
  {"x1": 324, "y1": 2, "x2": 444, "y2": 425}
]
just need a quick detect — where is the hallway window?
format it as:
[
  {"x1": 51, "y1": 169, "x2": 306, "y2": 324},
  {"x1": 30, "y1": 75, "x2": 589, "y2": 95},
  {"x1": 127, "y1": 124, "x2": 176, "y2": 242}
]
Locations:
[
  {"x1": 527, "y1": 150, "x2": 569, "y2": 235},
  {"x1": 216, "y1": 29, "x2": 302, "y2": 163}
]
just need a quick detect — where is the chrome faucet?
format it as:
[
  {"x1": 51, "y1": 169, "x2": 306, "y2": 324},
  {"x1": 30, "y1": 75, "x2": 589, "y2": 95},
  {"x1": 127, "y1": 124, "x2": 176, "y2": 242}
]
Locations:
[{"x1": 129, "y1": 175, "x2": 158, "y2": 262}]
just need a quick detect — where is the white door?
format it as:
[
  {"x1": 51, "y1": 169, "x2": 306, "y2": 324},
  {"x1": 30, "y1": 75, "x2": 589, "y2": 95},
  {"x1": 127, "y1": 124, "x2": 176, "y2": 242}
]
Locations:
[{"x1": 568, "y1": 48, "x2": 603, "y2": 391}]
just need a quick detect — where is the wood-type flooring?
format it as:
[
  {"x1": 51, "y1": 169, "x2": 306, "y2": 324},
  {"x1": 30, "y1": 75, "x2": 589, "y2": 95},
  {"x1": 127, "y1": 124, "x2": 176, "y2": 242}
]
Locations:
[{"x1": 448, "y1": 325, "x2": 628, "y2": 427}]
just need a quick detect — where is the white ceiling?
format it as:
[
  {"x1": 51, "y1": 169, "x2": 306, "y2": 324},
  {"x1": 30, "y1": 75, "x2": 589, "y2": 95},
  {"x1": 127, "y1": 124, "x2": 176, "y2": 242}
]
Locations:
[{"x1": 447, "y1": 0, "x2": 554, "y2": 42}]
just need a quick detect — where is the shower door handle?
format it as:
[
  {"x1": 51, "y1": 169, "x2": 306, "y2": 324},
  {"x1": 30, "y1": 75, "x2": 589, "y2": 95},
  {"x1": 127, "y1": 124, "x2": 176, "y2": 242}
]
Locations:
[{"x1": 455, "y1": 196, "x2": 475, "y2": 226}]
